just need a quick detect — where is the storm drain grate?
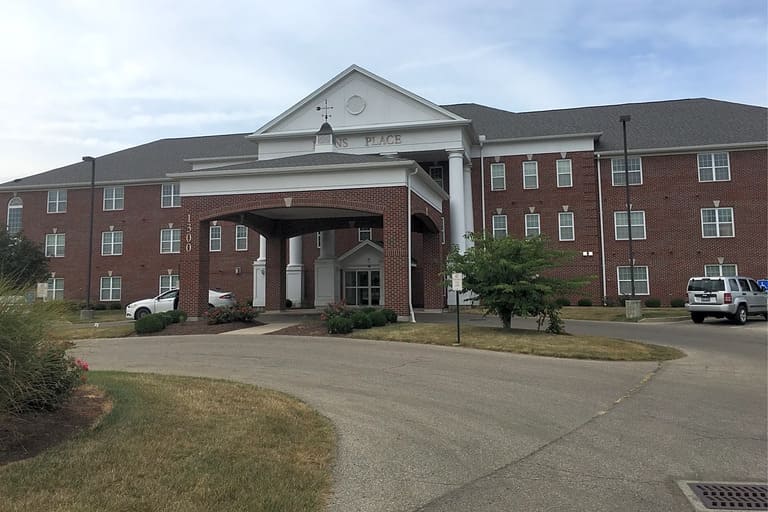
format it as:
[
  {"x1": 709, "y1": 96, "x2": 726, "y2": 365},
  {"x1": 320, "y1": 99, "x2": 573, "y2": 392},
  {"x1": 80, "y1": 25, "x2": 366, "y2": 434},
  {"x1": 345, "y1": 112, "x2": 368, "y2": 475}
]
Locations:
[{"x1": 688, "y1": 483, "x2": 768, "y2": 510}]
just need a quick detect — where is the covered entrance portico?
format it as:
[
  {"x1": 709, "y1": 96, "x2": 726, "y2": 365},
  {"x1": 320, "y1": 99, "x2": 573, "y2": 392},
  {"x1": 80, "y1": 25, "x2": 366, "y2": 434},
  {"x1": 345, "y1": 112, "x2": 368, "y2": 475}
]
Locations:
[{"x1": 175, "y1": 153, "x2": 447, "y2": 320}]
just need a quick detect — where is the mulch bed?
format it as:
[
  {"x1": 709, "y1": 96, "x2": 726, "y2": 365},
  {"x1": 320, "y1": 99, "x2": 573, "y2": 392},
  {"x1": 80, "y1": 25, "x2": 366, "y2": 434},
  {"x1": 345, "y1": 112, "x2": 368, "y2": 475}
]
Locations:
[
  {"x1": 137, "y1": 320, "x2": 264, "y2": 336},
  {"x1": 268, "y1": 320, "x2": 331, "y2": 337},
  {"x1": 0, "y1": 385, "x2": 112, "y2": 467}
]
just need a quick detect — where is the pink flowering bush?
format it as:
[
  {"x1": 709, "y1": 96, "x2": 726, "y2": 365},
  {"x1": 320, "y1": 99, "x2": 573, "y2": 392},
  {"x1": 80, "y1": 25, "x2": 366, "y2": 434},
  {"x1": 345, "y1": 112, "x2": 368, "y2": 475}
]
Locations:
[
  {"x1": 205, "y1": 304, "x2": 259, "y2": 325},
  {"x1": 75, "y1": 358, "x2": 90, "y2": 383}
]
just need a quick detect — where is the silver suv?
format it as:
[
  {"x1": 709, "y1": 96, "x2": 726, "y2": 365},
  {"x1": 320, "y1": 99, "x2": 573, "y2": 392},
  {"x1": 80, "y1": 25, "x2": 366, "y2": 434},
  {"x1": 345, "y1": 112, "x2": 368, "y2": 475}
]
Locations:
[{"x1": 686, "y1": 276, "x2": 768, "y2": 324}]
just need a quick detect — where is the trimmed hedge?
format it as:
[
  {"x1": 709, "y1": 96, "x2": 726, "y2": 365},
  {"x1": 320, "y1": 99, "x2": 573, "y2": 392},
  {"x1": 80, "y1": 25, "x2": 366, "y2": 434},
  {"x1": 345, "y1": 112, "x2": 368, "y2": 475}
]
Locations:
[
  {"x1": 644, "y1": 298, "x2": 662, "y2": 308},
  {"x1": 577, "y1": 298, "x2": 593, "y2": 307},
  {"x1": 327, "y1": 316, "x2": 353, "y2": 334},
  {"x1": 369, "y1": 310, "x2": 387, "y2": 327},
  {"x1": 670, "y1": 298, "x2": 685, "y2": 308},
  {"x1": 351, "y1": 311, "x2": 373, "y2": 329},
  {"x1": 382, "y1": 308, "x2": 397, "y2": 323},
  {"x1": 555, "y1": 297, "x2": 571, "y2": 307},
  {"x1": 135, "y1": 314, "x2": 166, "y2": 334}
]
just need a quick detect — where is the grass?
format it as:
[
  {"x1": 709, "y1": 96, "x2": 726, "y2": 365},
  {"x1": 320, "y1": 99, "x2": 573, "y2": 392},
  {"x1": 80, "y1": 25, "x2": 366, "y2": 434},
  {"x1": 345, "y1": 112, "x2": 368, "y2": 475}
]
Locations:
[
  {"x1": 63, "y1": 309, "x2": 127, "y2": 323},
  {"x1": 48, "y1": 323, "x2": 136, "y2": 342},
  {"x1": 0, "y1": 372, "x2": 335, "y2": 512},
  {"x1": 465, "y1": 306, "x2": 687, "y2": 322},
  {"x1": 349, "y1": 323, "x2": 684, "y2": 361}
]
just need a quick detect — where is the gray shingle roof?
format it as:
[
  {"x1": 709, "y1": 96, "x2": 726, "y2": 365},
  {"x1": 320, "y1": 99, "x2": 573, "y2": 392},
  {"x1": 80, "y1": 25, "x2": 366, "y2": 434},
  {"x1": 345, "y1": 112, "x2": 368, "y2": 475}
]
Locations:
[
  {"x1": 189, "y1": 152, "x2": 409, "y2": 173},
  {"x1": 2, "y1": 133, "x2": 256, "y2": 188},
  {"x1": 442, "y1": 99, "x2": 768, "y2": 152}
]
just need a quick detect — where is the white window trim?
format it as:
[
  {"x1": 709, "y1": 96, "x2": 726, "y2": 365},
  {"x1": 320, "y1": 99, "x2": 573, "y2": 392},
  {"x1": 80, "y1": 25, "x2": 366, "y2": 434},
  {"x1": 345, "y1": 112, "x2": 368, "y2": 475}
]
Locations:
[
  {"x1": 701, "y1": 207, "x2": 735, "y2": 238},
  {"x1": 492, "y1": 214, "x2": 508, "y2": 239},
  {"x1": 47, "y1": 190, "x2": 67, "y2": 214},
  {"x1": 47, "y1": 277, "x2": 64, "y2": 300},
  {"x1": 490, "y1": 163, "x2": 506, "y2": 191},
  {"x1": 428, "y1": 166, "x2": 444, "y2": 189},
  {"x1": 611, "y1": 157, "x2": 643, "y2": 186},
  {"x1": 161, "y1": 183, "x2": 181, "y2": 208},
  {"x1": 103, "y1": 186, "x2": 125, "y2": 211},
  {"x1": 159, "y1": 274, "x2": 180, "y2": 294},
  {"x1": 101, "y1": 231, "x2": 123, "y2": 256},
  {"x1": 525, "y1": 213, "x2": 540, "y2": 238},
  {"x1": 558, "y1": 212, "x2": 575, "y2": 241},
  {"x1": 358, "y1": 227, "x2": 372, "y2": 241},
  {"x1": 45, "y1": 233, "x2": 65, "y2": 258},
  {"x1": 704, "y1": 263, "x2": 738, "y2": 277},
  {"x1": 160, "y1": 228, "x2": 181, "y2": 254},
  {"x1": 556, "y1": 159, "x2": 573, "y2": 188},
  {"x1": 235, "y1": 225, "x2": 248, "y2": 251},
  {"x1": 616, "y1": 266, "x2": 650, "y2": 296},
  {"x1": 209, "y1": 225, "x2": 222, "y2": 252},
  {"x1": 316, "y1": 232, "x2": 322, "y2": 249},
  {"x1": 523, "y1": 161, "x2": 539, "y2": 190},
  {"x1": 100, "y1": 276, "x2": 122, "y2": 302},
  {"x1": 7, "y1": 197, "x2": 22, "y2": 234},
  {"x1": 697, "y1": 152, "x2": 731, "y2": 182},
  {"x1": 614, "y1": 211, "x2": 647, "y2": 240}
]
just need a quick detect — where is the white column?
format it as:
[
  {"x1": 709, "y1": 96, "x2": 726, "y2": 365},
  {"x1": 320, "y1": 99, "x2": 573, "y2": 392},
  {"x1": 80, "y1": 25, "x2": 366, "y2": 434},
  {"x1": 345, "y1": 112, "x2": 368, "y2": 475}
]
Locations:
[
  {"x1": 463, "y1": 164, "x2": 475, "y2": 248},
  {"x1": 448, "y1": 150, "x2": 466, "y2": 254},
  {"x1": 253, "y1": 235, "x2": 267, "y2": 307},
  {"x1": 285, "y1": 235, "x2": 304, "y2": 308},
  {"x1": 314, "y1": 230, "x2": 340, "y2": 307}
]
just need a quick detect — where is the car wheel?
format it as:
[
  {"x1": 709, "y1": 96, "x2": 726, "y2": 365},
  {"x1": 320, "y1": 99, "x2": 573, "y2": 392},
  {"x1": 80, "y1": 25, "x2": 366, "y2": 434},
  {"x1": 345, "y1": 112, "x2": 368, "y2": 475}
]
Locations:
[
  {"x1": 733, "y1": 305, "x2": 748, "y2": 325},
  {"x1": 135, "y1": 308, "x2": 151, "y2": 320},
  {"x1": 691, "y1": 312, "x2": 705, "y2": 324}
]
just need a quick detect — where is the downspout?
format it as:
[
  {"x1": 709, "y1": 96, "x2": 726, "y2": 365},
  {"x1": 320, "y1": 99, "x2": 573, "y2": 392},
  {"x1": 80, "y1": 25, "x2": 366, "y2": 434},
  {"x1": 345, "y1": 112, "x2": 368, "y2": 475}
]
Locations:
[
  {"x1": 596, "y1": 154, "x2": 607, "y2": 305},
  {"x1": 407, "y1": 167, "x2": 418, "y2": 323},
  {"x1": 479, "y1": 135, "x2": 487, "y2": 234}
]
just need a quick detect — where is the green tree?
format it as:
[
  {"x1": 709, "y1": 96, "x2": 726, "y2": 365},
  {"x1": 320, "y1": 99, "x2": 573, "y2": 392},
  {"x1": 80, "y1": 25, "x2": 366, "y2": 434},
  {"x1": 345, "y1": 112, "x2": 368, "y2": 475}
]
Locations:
[
  {"x1": 447, "y1": 233, "x2": 590, "y2": 330},
  {"x1": 0, "y1": 228, "x2": 49, "y2": 288}
]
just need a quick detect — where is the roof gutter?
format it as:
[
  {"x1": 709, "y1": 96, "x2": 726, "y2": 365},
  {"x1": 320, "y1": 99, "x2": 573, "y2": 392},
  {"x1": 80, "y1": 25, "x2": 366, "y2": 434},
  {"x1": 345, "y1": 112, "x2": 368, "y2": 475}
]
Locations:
[
  {"x1": 482, "y1": 132, "x2": 603, "y2": 144},
  {"x1": 596, "y1": 140, "x2": 768, "y2": 157}
]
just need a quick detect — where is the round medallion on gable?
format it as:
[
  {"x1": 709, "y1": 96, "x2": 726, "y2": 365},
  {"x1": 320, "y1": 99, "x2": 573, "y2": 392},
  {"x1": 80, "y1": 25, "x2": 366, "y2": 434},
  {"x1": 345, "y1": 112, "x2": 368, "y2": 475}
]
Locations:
[{"x1": 345, "y1": 95, "x2": 366, "y2": 115}]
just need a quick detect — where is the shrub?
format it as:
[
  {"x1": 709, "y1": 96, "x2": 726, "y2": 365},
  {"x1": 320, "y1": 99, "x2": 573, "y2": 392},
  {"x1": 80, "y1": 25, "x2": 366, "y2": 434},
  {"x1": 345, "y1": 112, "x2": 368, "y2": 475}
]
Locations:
[
  {"x1": 166, "y1": 310, "x2": 187, "y2": 323},
  {"x1": 93, "y1": 303, "x2": 108, "y2": 311},
  {"x1": 369, "y1": 310, "x2": 387, "y2": 327},
  {"x1": 555, "y1": 297, "x2": 571, "y2": 307},
  {"x1": 327, "y1": 316, "x2": 353, "y2": 334},
  {"x1": 158, "y1": 312, "x2": 175, "y2": 327},
  {"x1": 135, "y1": 314, "x2": 165, "y2": 334},
  {"x1": 205, "y1": 305, "x2": 258, "y2": 325},
  {"x1": 321, "y1": 301, "x2": 350, "y2": 322},
  {"x1": 382, "y1": 308, "x2": 398, "y2": 323},
  {"x1": 644, "y1": 297, "x2": 662, "y2": 308},
  {"x1": 108, "y1": 302, "x2": 122, "y2": 310},
  {"x1": 1, "y1": 283, "x2": 84, "y2": 416},
  {"x1": 670, "y1": 298, "x2": 685, "y2": 308},
  {"x1": 577, "y1": 298, "x2": 593, "y2": 307},
  {"x1": 360, "y1": 307, "x2": 377, "y2": 314},
  {"x1": 231, "y1": 304, "x2": 258, "y2": 322},
  {"x1": 351, "y1": 311, "x2": 373, "y2": 329}
]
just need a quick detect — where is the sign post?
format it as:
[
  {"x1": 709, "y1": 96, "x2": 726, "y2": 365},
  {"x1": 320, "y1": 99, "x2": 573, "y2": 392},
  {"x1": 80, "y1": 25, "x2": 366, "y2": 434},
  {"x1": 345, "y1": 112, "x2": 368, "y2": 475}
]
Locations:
[{"x1": 451, "y1": 273, "x2": 463, "y2": 346}]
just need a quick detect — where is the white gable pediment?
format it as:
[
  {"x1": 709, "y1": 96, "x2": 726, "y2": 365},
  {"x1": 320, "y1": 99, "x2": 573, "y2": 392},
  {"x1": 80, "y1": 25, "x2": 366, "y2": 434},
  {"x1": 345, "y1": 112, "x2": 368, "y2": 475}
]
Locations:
[
  {"x1": 254, "y1": 65, "x2": 466, "y2": 136},
  {"x1": 338, "y1": 240, "x2": 384, "y2": 267}
]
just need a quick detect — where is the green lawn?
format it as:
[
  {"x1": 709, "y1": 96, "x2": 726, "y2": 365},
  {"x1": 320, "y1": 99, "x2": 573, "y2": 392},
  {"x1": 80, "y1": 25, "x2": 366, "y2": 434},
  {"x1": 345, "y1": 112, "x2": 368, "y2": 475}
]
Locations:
[
  {"x1": 0, "y1": 372, "x2": 335, "y2": 512},
  {"x1": 465, "y1": 306, "x2": 688, "y2": 322},
  {"x1": 349, "y1": 323, "x2": 684, "y2": 361}
]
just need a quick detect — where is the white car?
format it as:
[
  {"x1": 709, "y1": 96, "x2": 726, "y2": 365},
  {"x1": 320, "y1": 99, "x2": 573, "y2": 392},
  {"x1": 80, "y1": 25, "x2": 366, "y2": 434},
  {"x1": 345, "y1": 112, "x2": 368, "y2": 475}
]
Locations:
[{"x1": 125, "y1": 289, "x2": 236, "y2": 320}]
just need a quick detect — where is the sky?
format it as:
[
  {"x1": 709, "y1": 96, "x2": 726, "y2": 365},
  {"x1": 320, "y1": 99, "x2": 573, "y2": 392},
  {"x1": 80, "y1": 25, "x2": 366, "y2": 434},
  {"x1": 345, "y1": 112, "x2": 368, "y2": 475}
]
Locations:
[{"x1": 1, "y1": 0, "x2": 766, "y2": 183}]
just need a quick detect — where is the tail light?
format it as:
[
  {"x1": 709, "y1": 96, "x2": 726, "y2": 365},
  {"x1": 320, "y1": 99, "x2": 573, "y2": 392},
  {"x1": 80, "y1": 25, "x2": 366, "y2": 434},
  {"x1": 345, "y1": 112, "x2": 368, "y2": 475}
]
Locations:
[{"x1": 723, "y1": 293, "x2": 732, "y2": 304}]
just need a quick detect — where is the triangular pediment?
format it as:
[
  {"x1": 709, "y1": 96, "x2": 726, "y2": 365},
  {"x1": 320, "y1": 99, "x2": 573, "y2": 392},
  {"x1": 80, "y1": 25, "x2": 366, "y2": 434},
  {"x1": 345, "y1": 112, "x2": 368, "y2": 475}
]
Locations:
[{"x1": 253, "y1": 65, "x2": 466, "y2": 136}]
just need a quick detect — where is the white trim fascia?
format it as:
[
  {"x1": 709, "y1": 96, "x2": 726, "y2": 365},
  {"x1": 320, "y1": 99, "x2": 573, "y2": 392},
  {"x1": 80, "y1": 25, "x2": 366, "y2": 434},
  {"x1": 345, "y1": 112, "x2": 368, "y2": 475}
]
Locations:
[
  {"x1": 483, "y1": 132, "x2": 603, "y2": 144},
  {"x1": 248, "y1": 119, "x2": 471, "y2": 141},
  {"x1": 0, "y1": 177, "x2": 178, "y2": 192},
  {"x1": 250, "y1": 64, "x2": 468, "y2": 137},
  {"x1": 184, "y1": 154, "x2": 260, "y2": 163},
  {"x1": 168, "y1": 159, "x2": 416, "y2": 180},
  {"x1": 181, "y1": 181, "x2": 405, "y2": 197},
  {"x1": 597, "y1": 141, "x2": 768, "y2": 157},
  {"x1": 413, "y1": 167, "x2": 450, "y2": 201},
  {"x1": 337, "y1": 239, "x2": 384, "y2": 264}
]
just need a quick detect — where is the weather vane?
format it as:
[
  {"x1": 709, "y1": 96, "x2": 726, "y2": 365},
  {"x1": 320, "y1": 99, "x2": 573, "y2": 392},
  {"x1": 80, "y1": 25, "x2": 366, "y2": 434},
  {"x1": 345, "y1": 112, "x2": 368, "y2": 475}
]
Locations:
[{"x1": 315, "y1": 99, "x2": 333, "y2": 121}]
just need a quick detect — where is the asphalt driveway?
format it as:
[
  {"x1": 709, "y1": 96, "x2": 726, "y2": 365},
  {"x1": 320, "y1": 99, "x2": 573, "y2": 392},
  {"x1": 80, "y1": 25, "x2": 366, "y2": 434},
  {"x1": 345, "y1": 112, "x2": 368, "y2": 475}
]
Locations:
[{"x1": 72, "y1": 317, "x2": 767, "y2": 511}]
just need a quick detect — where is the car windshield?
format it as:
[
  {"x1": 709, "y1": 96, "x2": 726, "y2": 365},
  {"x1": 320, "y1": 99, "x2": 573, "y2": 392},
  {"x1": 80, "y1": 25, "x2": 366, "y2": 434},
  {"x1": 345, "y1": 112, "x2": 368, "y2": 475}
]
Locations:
[{"x1": 688, "y1": 279, "x2": 725, "y2": 292}]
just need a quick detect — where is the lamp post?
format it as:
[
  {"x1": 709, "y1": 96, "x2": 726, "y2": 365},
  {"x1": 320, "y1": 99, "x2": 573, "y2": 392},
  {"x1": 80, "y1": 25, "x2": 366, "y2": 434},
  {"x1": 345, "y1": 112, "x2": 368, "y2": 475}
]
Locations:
[
  {"x1": 619, "y1": 116, "x2": 635, "y2": 299},
  {"x1": 80, "y1": 156, "x2": 96, "y2": 320}
]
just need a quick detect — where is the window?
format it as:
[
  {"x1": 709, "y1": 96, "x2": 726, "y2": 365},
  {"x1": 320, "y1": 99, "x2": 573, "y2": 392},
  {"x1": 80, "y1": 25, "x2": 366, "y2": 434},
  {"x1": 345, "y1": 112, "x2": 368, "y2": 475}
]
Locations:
[
  {"x1": 100, "y1": 276, "x2": 121, "y2": 301},
  {"x1": 161, "y1": 183, "x2": 180, "y2": 208},
  {"x1": 490, "y1": 163, "x2": 506, "y2": 191},
  {"x1": 614, "y1": 211, "x2": 646, "y2": 240},
  {"x1": 611, "y1": 157, "x2": 642, "y2": 186},
  {"x1": 558, "y1": 212, "x2": 575, "y2": 241},
  {"x1": 704, "y1": 264, "x2": 738, "y2": 277},
  {"x1": 6, "y1": 197, "x2": 22, "y2": 234},
  {"x1": 209, "y1": 225, "x2": 222, "y2": 252},
  {"x1": 159, "y1": 274, "x2": 180, "y2": 294},
  {"x1": 45, "y1": 233, "x2": 65, "y2": 257},
  {"x1": 428, "y1": 166, "x2": 444, "y2": 188},
  {"x1": 47, "y1": 190, "x2": 67, "y2": 213},
  {"x1": 47, "y1": 277, "x2": 64, "y2": 301},
  {"x1": 316, "y1": 232, "x2": 322, "y2": 249},
  {"x1": 617, "y1": 266, "x2": 649, "y2": 295},
  {"x1": 525, "y1": 213, "x2": 540, "y2": 238},
  {"x1": 358, "y1": 227, "x2": 372, "y2": 241},
  {"x1": 492, "y1": 215, "x2": 508, "y2": 239},
  {"x1": 344, "y1": 270, "x2": 381, "y2": 306},
  {"x1": 235, "y1": 225, "x2": 248, "y2": 251},
  {"x1": 103, "y1": 186, "x2": 124, "y2": 211},
  {"x1": 556, "y1": 159, "x2": 573, "y2": 188},
  {"x1": 523, "y1": 161, "x2": 538, "y2": 189},
  {"x1": 160, "y1": 228, "x2": 181, "y2": 253},
  {"x1": 698, "y1": 152, "x2": 730, "y2": 182},
  {"x1": 101, "y1": 231, "x2": 123, "y2": 256},
  {"x1": 701, "y1": 207, "x2": 734, "y2": 238}
]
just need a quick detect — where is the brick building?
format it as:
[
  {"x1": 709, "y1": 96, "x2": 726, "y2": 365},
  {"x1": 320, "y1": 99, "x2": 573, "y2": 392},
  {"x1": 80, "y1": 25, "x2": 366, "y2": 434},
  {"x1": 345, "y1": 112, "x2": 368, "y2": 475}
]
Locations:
[{"x1": 1, "y1": 65, "x2": 766, "y2": 319}]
